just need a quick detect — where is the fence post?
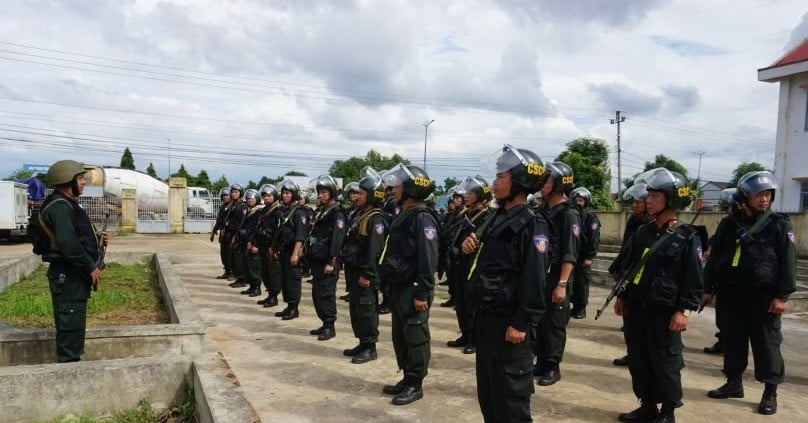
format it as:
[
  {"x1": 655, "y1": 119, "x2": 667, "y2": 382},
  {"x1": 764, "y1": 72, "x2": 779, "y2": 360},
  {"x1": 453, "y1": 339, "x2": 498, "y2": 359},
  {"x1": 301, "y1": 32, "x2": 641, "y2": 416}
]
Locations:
[
  {"x1": 120, "y1": 189, "x2": 136, "y2": 233},
  {"x1": 169, "y1": 177, "x2": 187, "y2": 234}
]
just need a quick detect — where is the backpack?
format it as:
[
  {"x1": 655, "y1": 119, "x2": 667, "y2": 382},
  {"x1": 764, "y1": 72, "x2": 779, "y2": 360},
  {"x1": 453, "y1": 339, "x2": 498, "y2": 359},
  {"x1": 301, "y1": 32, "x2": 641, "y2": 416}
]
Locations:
[{"x1": 30, "y1": 197, "x2": 71, "y2": 256}]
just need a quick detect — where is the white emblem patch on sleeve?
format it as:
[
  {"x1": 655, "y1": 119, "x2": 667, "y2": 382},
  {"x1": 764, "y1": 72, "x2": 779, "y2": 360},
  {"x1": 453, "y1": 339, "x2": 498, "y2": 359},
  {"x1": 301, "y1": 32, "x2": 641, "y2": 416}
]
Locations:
[
  {"x1": 423, "y1": 226, "x2": 437, "y2": 240},
  {"x1": 572, "y1": 224, "x2": 580, "y2": 237},
  {"x1": 336, "y1": 218, "x2": 344, "y2": 229},
  {"x1": 533, "y1": 234, "x2": 548, "y2": 253},
  {"x1": 375, "y1": 223, "x2": 385, "y2": 235}
]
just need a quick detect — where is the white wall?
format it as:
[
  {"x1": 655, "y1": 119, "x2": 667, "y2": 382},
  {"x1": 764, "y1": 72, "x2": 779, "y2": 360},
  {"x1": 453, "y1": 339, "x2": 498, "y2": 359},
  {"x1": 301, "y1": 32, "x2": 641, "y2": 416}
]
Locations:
[{"x1": 774, "y1": 74, "x2": 808, "y2": 212}]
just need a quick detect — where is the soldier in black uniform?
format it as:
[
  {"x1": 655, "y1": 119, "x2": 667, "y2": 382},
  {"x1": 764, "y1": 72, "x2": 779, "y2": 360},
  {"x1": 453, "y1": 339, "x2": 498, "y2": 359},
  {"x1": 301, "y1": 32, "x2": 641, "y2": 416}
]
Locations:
[
  {"x1": 569, "y1": 187, "x2": 601, "y2": 320},
  {"x1": 339, "y1": 181, "x2": 362, "y2": 302},
  {"x1": 534, "y1": 161, "x2": 580, "y2": 387},
  {"x1": 306, "y1": 175, "x2": 346, "y2": 341},
  {"x1": 379, "y1": 164, "x2": 439, "y2": 406},
  {"x1": 211, "y1": 187, "x2": 232, "y2": 279},
  {"x1": 614, "y1": 168, "x2": 703, "y2": 423},
  {"x1": 376, "y1": 191, "x2": 400, "y2": 315},
  {"x1": 256, "y1": 184, "x2": 283, "y2": 308},
  {"x1": 237, "y1": 189, "x2": 264, "y2": 297},
  {"x1": 439, "y1": 187, "x2": 466, "y2": 306},
  {"x1": 39, "y1": 160, "x2": 107, "y2": 362},
  {"x1": 446, "y1": 176, "x2": 493, "y2": 354},
  {"x1": 462, "y1": 145, "x2": 549, "y2": 423},
  {"x1": 226, "y1": 184, "x2": 249, "y2": 288},
  {"x1": 610, "y1": 183, "x2": 652, "y2": 367},
  {"x1": 270, "y1": 179, "x2": 310, "y2": 320},
  {"x1": 341, "y1": 168, "x2": 387, "y2": 363},
  {"x1": 703, "y1": 171, "x2": 796, "y2": 416}
]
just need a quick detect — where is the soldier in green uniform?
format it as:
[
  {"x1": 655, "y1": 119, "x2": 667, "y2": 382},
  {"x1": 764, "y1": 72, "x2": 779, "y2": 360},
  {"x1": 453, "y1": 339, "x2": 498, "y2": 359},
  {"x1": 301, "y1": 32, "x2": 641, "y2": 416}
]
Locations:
[
  {"x1": 703, "y1": 171, "x2": 796, "y2": 416},
  {"x1": 534, "y1": 161, "x2": 580, "y2": 386},
  {"x1": 306, "y1": 175, "x2": 346, "y2": 341},
  {"x1": 341, "y1": 167, "x2": 387, "y2": 363},
  {"x1": 270, "y1": 179, "x2": 309, "y2": 320},
  {"x1": 226, "y1": 184, "x2": 249, "y2": 288},
  {"x1": 614, "y1": 168, "x2": 703, "y2": 423},
  {"x1": 40, "y1": 160, "x2": 106, "y2": 362},
  {"x1": 379, "y1": 164, "x2": 439, "y2": 405},
  {"x1": 237, "y1": 189, "x2": 264, "y2": 297},
  {"x1": 462, "y1": 145, "x2": 549, "y2": 422},
  {"x1": 446, "y1": 176, "x2": 493, "y2": 354},
  {"x1": 211, "y1": 187, "x2": 232, "y2": 279},
  {"x1": 569, "y1": 187, "x2": 601, "y2": 320},
  {"x1": 256, "y1": 184, "x2": 283, "y2": 308}
]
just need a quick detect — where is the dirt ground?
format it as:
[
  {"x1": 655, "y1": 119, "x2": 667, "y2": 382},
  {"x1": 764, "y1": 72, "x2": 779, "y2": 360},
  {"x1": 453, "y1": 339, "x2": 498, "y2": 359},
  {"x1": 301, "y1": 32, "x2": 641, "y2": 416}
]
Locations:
[{"x1": 3, "y1": 234, "x2": 808, "y2": 422}]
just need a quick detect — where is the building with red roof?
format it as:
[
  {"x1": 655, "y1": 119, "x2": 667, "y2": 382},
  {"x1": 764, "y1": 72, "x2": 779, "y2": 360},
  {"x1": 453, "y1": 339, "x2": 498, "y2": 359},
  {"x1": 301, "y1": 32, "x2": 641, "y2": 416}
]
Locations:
[{"x1": 758, "y1": 38, "x2": 808, "y2": 212}]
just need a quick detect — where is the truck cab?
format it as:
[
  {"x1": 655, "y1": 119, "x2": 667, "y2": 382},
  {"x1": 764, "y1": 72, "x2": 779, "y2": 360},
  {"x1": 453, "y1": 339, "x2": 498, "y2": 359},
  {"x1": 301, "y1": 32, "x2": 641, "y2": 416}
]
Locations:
[{"x1": 186, "y1": 186, "x2": 214, "y2": 218}]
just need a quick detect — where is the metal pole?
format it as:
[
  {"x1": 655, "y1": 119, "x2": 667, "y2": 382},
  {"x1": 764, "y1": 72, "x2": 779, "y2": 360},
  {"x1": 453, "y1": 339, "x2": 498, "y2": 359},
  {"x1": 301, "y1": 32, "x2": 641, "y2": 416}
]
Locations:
[
  {"x1": 610, "y1": 111, "x2": 626, "y2": 192},
  {"x1": 167, "y1": 137, "x2": 171, "y2": 177},
  {"x1": 422, "y1": 119, "x2": 435, "y2": 170}
]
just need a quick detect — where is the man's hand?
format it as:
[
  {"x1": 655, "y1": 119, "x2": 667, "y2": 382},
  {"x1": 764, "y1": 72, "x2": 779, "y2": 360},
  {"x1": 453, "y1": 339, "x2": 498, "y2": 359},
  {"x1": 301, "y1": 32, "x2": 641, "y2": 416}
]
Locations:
[
  {"x1": 414, "y1": 298, "x2": 429, "y2": 312},
  {"x1": 769, "y1": 298, "x2": 787, "y2": 314},
  {"x1": 552, "y1": 285, "x2": 566, "y2": 304},
  {"x1": 209, "y1": 231, "x2": 215, "y2": 242},
  {"x1": 89, "y1": 267, "x2": 102, "y2": 288},
  {"x1": 614, "y1": 298, "x2": 625, "y2": 316},
  {"x1": 669, "y1": 311, "x2": 688, "y2": 332},
  {"x1": 505, "y1": 326, "x2": 526, "y2": 344},
  {"x1": 700, "y1": 293, "x2": 713, "y2": 310},
  {"x1": 461, "y1": 233, "x2": 478, "y2": 255},
  {"x1": 582, "y1": 259, "x2": 593, "y2": 268},
  {"x1": 358, "y1": 276, "x2": 370, "y2": 288},
  {"x1": 101, "y1": 232, "x2": 109, "y2": 247},
  {"x1": 290, "y1": 255, "x2": 299, "y2": 266},
  {"x1": 325, "y1": 264, "x2": 335, "y2": 275}
]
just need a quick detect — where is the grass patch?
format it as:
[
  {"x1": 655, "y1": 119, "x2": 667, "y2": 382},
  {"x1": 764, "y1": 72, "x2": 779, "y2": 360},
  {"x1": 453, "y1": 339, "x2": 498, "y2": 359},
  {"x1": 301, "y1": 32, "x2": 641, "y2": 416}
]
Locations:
[
  {"x1": 40, "y1": 386, "x2": 196, "y2": 422},
  {"x1": 0, "y1": 259, "x2": 169, "y2": 328}
]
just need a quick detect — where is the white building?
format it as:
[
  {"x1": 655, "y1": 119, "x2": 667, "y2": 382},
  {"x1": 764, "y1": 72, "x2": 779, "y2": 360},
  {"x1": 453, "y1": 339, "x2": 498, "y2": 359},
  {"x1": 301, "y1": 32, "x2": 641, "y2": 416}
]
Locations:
[{"x1": 758, "y1": 38, "x2": 808, "y2": 212}]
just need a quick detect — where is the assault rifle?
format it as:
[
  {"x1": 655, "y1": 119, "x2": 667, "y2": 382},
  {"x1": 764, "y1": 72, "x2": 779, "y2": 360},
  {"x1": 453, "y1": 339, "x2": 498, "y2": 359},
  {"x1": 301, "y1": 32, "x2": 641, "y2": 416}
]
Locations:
[
  {"x1": 595, "y1": 208, "x2": 702, "y2": 320},
  {"x1": 97, "y1": 213, "x2": 110, "y2": 271},
  {"x1": 450, "y1": 215, "x2": 476, "y2": 258}
]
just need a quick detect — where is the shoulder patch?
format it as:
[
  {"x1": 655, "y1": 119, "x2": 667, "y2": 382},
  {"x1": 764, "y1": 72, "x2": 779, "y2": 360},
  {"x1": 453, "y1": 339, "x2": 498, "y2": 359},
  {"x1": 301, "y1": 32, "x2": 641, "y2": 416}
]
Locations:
[
  {"x1": 375, "y1": 222, "x2": 385, "y2": 235},
  {"x1": 788, "y1": 230, "x2": 795, "y2": 244},
  {"x1": 301, "y1": 216, "x2": 307, "y2": 225},
  {"x1": 572, "y1": 223, "x2": 580, "y2": 237},
  {"x1": 591, "y1": 222, "x2": 599, "y2": 231},
  {"x1": 696, "y1": 245, "x2": 703, "y2": 262},
  {"x1": 336, "y1": 218, "x2": 344, "y2": 229},
  {"x1": 423, "y1": 226, "x2": 437, "y2": 240},
  {"x1": 533, "y1": 234, "x2": 549, "y2": 253}
]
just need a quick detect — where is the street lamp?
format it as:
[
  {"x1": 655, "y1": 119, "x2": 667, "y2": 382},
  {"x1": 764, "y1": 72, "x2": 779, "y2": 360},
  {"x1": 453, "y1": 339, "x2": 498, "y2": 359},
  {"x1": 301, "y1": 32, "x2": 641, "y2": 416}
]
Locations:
[{"x1": 422, "y1": 119, "x2": 435, "y2": 170}]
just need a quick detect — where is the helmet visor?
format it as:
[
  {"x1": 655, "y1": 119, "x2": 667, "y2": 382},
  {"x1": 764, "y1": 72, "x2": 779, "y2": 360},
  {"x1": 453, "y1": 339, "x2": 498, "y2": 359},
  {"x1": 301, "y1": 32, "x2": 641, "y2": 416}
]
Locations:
[
  {"x1": 381, "y1": 163, "x2": 414, "y2": 187},
  {"x1": 623, "y1": 183, "x2": 648, "y2": 201},
  {"x1": 639, "y1": 168, "x2": 676, "y2": 190},
  {"x1": 720, "y1": 188, "x2": 737, "y2": 203}
]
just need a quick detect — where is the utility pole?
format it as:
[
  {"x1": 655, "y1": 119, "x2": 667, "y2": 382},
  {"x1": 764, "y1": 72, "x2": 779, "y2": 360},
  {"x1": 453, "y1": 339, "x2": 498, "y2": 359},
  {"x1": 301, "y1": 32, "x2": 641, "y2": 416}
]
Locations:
[
  {"x1": 422, "y1": 119, "x2": 435, "y2": 170},
  {"x1": 610, "y1": 111, "x2": 626, "y2": 192},
  {"x1": 167, "y1": 137, "x2": 172, "y2": 177},
  {"x1": 695, "y1": 150, "x2": 705, "y2": 198}
]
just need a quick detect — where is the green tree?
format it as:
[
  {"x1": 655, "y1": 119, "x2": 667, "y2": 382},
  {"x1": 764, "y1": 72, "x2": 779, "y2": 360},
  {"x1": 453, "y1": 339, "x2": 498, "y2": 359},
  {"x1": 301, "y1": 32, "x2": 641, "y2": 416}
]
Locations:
[
  {"x1": 120, "y1": 147, "x2": 136, "y2": 170},
  {"x1": 3, "y1": 168, "x2": 34, "y2": 181},
  {"x1": 146, "y1": 162, "x2": 158, "y2": 178},
  {"x1": 171, "y1": 164, "x2": 195, "y2": 185},
  {"x1": 212, "y1": 175, "x2": 230, "y2": 195},
  {"x1": 195, "y1": 169, "x2": 212, "y2": 190},
  {"x1": 444, "y1": 177, "x2": 460, "y2": 192},
  {"x1": 728, "y1": 162, "x2": 768, "y2": 187},
  {"x1": 556, "y1": 137, "x2": 615, "y2": 210},
  {"x1": 329, "y1": 149, "x2": 410, "y2": 184},
  {"x1": 284, "y1": 171, "x2": 308, "y2": 177}
]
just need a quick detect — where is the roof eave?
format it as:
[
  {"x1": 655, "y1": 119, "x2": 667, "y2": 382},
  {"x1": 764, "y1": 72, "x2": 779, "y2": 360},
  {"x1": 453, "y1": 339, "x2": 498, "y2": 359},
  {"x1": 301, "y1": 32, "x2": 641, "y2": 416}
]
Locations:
[{"x1": 758, "y1": 60, "x2": 808, "y2": 82}]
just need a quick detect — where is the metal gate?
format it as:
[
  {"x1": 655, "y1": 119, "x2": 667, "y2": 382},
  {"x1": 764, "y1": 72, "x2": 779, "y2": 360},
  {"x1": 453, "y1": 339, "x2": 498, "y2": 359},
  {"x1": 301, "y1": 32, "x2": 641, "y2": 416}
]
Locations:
[
  {"x1": 183, "y1": 197, "x2": 217, "y2": 233},
  {"x1": 136, "y1": 196, "x2": 170, "y2": 233}
]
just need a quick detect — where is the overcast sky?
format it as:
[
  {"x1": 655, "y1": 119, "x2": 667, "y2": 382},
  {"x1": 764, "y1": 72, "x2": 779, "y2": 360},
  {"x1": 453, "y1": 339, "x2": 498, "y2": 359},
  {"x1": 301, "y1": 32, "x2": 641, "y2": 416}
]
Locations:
[{"x1": 1, "y1": 0, "x2": 807, "y2": 192}]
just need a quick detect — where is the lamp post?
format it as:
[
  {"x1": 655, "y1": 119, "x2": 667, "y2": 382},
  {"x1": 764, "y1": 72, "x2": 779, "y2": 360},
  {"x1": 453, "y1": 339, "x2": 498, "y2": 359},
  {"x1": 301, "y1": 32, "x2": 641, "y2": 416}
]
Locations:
[{"x1": 422, "y1": 119, "x2": 435, "y2": 170}]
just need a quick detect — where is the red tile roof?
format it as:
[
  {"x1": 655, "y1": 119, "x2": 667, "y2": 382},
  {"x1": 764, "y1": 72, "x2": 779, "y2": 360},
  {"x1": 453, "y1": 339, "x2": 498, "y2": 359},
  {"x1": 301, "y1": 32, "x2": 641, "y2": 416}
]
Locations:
[{"x1": 769, "y1": 38, "x2": 808, "y2": 68}]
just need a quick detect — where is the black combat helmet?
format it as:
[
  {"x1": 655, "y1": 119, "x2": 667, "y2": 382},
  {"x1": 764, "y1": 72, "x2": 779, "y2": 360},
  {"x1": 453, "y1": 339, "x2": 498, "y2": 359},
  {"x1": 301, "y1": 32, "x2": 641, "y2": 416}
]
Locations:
[
  {"x1": 382, "y1": 163, "x2": 435, "y2": 200},
  {"x1": 495, "y1": 144, "x2": 546, "y2": 191},
  {"x1": 259, "y1": 184, "x2": 278, "y2": 198},
  {"x1": 244, "y1": 189, "x2": 261, "y2": 203},
  {"x1": 311, "y1": 174, "x2": 341, "y2": 198},
  {"x1": 735, "y1": 171, "x2": 777, "y2": 204},
  {"x1": 229, "y1": 183, "x2": 244, "y2": 194},
  {"x1": 545, "y1": 161, "x2": 575, "y2": 194},
  {"x1": 344, "y1": 181, "x2": 361, "y2": 195},
  {"x1": 641, "y1": 168, "x2": 692, "y2": 210},
  {"x1": 622, "y1": 183, "x2": 648, "y2": 201},
  {"x1": 47, "y1": 160, "x2": 86, "y2": 185},
  {"x1": 358, "y1": 167, "x2": 385, "y2": 206},
  {"x1": 278, "y1": 179, "x2": 300, "y2": 201},
  {"x1": 458, "y1": 176, "x2": 492, "y2": 202},
  {"x1": 218, "y1": 187, "x2": 231, "y2": 198},
  {"x1": 570, "y1": 187, "x2": 592, "y2": 207}
]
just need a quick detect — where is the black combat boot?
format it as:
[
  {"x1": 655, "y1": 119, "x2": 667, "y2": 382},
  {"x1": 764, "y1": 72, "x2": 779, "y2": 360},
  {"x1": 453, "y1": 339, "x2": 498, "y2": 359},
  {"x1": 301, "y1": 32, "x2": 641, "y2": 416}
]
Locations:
[
  {"x1": 446, "y1": 334, "x2": 468, "y2": 348},
  {"x1": 537, "y1": 362, "x2": 561, "y2": 386},
  {"x1": 758, "y1": 383, "x2": 777, "y2": 415},
  {"x1": 262, "y1": 295, "x2": 279, "y2": 308},
  {"x1": 618, "y1": 399, "x2": 658, "y2": 423},
  {"x1": 274, "y1": 307, "x2": 290, "y2": 317},
  {"x1": 463, "y1": 343, "x2": 476, "y2": 354},
  {"x1": 310, "y1": 326, "x2": 325, "y2": 336},
  {"x1": 439, "y1": 298, "x2": 455, "y2": 307},
  {"x1": 317, "y1": 323, "x2": 335, "y2": 341},
  {"x1": 216, "y1": 272, "x2": 230, "y2": 279},
  {"x1": 382, "y1": 377, "x2": 408, "y2": 395},
  {"x1": 652, "y1": 402, "x2": 675, "y2": 423},
  {"x1": 230, "y1": 279, "x2": 247, "y2": 288},
  {"x1": 532, "y1": 360, "x2": 545, "y2": 376},
  {"x1": 708, "y1": 376, "x2": 744, "y2": 399},
  {"x1": 248, "y1": 286, "x2": 262, "y2": 297},
  {"x1": 343, "y1": 343, "x2": 363, "y2": 357},
  {"x1": 703, "y1": 340, "x2": 722, "y2": 354},
  {"x1": 572, "y1": 308, "x2": 586, "y2": 319},
  {"x1": 352, "y1": 343, "x2": 378, "y2": 364},
  {"x1": 281, "y1": 305, "x2": 299, "y2": 320},
  {"x1": 392, "y1": 380, "x2": 423, "y2": 405},
  {"x1": 613, "y1": 355, "x2": 630, "y2": 366}
]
